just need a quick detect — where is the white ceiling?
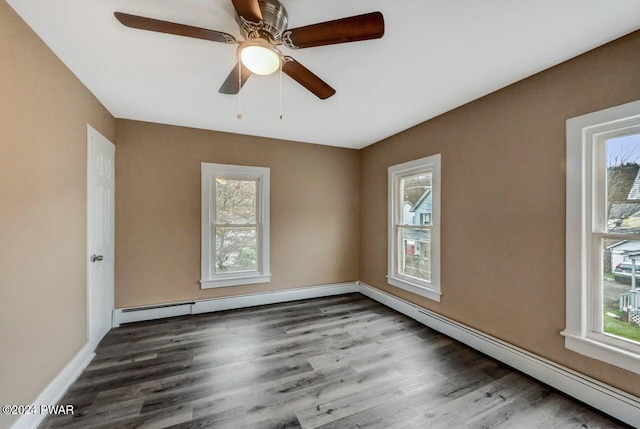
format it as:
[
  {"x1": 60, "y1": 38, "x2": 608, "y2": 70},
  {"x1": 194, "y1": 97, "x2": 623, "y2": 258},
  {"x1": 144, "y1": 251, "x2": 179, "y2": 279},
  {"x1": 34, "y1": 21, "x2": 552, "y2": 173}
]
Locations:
[{"x1": 7, "y1": 0, "x2": 640, "y2": 149}]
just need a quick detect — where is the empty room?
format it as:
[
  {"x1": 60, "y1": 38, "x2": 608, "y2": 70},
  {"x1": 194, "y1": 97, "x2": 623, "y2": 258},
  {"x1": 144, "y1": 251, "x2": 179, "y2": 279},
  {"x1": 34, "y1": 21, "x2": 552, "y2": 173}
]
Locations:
[{"x1": 2, "y1": 0, "x2": 640, "y2": 428}]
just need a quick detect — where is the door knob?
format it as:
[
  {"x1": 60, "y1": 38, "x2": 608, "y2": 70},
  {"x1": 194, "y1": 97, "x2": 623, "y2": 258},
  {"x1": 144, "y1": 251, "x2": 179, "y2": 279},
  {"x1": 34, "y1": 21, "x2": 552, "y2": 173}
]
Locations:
[{"x1": 91, "y1": 254, "x2": 104, "y2": 262}]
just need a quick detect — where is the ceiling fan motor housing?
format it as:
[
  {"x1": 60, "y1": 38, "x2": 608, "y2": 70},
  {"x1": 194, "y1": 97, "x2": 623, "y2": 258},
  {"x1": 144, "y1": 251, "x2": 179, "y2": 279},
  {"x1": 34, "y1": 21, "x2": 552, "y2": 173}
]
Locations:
[{"x1": 235, "y1": 0, "x2": 288, "y2": 43}]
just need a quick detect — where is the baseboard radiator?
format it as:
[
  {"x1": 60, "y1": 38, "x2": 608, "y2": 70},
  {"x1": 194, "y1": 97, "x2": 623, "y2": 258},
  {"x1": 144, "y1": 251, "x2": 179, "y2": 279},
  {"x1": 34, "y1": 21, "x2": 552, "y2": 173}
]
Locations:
[
  {"x1": 112, "y1": 282, "x2": 358, "y2": 327},
  {"x1": 114, "y1": 300, "x2": 195, "y2": 325}
]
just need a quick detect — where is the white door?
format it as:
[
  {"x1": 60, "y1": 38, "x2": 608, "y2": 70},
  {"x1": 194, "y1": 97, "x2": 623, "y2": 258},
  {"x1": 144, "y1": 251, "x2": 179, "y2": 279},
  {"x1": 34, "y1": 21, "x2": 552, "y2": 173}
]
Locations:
[{"x1": 87, "y1": 125, "x2": 115, "y2": 348}]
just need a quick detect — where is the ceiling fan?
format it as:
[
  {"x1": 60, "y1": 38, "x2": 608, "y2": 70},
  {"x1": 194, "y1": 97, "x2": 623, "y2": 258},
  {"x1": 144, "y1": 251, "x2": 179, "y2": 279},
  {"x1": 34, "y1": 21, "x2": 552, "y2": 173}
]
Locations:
[{"x1": 114, "y1": 0, "x2": 384, "y2": 100}]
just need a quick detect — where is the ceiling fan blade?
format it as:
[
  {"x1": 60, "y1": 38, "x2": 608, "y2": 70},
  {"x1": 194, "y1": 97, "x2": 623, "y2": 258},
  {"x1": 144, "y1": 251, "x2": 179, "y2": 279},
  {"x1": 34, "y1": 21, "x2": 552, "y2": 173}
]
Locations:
[
  {"x1": 219, "y1": 62, "x2": 252, "y2": 94},
  {"x1": 283, "y1": 11, "x2": 384, "y2": 49},
  {"x1": 114, "y1": 12, "x2": 236, "y2": 44},
  {"x1": 282, "y1": 57, "x2": 335, "y2": 100},
  {"x1": 231, "y1": 0, "x2": 263, "y2": 23}
]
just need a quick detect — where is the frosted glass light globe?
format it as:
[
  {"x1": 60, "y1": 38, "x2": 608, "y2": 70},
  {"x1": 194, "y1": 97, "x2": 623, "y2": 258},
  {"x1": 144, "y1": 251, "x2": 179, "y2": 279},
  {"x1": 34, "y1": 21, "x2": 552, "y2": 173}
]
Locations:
[{"x1": 240, "y1": 45, "x2": 280, "y2": 76}]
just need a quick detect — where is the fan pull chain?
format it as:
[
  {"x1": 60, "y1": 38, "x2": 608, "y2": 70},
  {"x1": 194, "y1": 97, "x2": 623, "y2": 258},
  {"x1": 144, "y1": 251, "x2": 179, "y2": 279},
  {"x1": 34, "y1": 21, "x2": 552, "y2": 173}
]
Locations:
[
  {"x1": 279, "y1": 63, "x2": 283, "y2": 120},
  {"x1": 237, "y1": 63, "x2": 243, "y2": 119}
]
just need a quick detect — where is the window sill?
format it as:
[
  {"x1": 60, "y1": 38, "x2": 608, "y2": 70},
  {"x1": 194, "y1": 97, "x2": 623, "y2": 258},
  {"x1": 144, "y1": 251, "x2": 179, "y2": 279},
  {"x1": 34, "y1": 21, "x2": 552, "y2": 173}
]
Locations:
[
  {"x1": 561, "y1": 331, "x2": 640, "y2": 375},
  {"x1": 387, "y1": 275, "x2": 441, "y2": 302},
  {"x1": 200, "y1": 274, "x2": 271, "y2": 289}
]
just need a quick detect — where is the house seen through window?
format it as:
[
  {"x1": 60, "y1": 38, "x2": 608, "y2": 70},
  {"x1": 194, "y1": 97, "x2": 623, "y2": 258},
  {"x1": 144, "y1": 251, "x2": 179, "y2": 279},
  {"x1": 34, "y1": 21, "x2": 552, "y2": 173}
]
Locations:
[
  {"x1": 400, "y1": 174, "x2": 433, "y2": 282},
  {"x1": 601, "y1": 133, "x2": 640, "y2": 344},
  {"x1": 388, "y1": 154, "x2": 441, "y2": 302}
]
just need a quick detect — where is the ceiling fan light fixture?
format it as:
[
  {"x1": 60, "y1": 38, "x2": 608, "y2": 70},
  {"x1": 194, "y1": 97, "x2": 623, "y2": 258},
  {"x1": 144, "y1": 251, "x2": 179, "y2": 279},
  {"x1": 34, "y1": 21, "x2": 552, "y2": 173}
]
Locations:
[
  {"x1": 239, "y1": 40, "x2": 281, "y2": 75},
  {"x1": 114, "y1": 2, "x2": 385, "y2": 99}
]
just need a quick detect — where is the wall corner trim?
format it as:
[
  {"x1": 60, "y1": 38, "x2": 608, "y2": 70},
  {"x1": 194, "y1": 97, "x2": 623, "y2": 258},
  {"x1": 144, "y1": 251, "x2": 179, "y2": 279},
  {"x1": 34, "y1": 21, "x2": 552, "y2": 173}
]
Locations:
[
  {"x1": 355, "y1": 281, "x2": 640, "y2": 428},
  {"x1": 10, "y1": 343, "x2": 95, "y2": 429}
]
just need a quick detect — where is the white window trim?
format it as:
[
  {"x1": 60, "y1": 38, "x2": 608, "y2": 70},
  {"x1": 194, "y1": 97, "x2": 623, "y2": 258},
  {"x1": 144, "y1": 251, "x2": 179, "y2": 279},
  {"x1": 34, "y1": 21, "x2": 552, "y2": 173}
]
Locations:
[
  {"x1": 564, "y1": 99, "x2": 640, "y2": 374},
  {"x1": 200, "y1": 163, "x2": 270, "y2": 289},
  {"x1": 388, "y1": 154, "x2": 441, "y2": 302}
]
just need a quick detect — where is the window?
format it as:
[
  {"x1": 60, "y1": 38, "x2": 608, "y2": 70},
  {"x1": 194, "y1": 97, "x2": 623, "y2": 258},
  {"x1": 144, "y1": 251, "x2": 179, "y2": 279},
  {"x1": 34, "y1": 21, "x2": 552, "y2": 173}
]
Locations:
[
  {"x1": 420, "y1": 213, "x2": 432, "y2": 225},
  {"x1": 201, "y1": 163, "x2": 270, "y2": 288},
  {"x1": 388, "y1": 154, "x2": 441, "y2": 301},
  {"x1": 564, "y1": 99, "x2": 640, "y2": 374}
]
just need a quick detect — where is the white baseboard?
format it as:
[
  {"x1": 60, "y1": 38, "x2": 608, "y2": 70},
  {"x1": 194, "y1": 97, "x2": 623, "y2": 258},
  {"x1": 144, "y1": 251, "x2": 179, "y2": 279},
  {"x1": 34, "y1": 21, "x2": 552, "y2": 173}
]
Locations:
[
  {"x1": 192, "y1": 282, "x2": 357, "y2": 314},
  {"x1": 356, "y1": 282, "x2": 640, "y2": 428},
  {"x1": 113, "y1": 282, "x2": 358, "y2": 326},
  {"x1": 11, "y1": 343, "x2": 95, "y2": 429}
]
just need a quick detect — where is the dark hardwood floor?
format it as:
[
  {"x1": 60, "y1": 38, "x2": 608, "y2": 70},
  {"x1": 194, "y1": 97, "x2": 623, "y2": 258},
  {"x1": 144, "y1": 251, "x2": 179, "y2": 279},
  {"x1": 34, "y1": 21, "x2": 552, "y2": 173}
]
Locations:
[{"x1": 39, "y1": 294, "x2": 630, "y2": 428}]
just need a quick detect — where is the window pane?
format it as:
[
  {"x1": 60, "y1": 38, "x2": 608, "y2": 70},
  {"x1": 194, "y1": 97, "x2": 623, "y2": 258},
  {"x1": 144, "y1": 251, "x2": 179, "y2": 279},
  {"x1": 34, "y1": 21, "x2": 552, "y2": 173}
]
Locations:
[
  {"x1": 215, "y1": 178, "x2": 256, "y2": 224},
  {"x1": 215, "y1": 227, "x2": 257, "y2": 273},
  {"x1": 400, "y1": 173, "x2": 432, "y2": 226},
  {"x1": 400, "y1": 227, "x2": 431, "y2": 282},
  {"x1": 606, "y1": 133, "x2": 640, "y2": 233},
  {"x1": 602, "y1": 239, "x2": 640, "y2": 344}
]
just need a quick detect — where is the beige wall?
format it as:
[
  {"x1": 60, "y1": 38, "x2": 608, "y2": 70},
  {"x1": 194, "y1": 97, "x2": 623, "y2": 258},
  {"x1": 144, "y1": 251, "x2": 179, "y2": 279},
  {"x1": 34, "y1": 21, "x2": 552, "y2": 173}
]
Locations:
[
  {"x1": 114, "y1": 120, "x2": 359, "y2": 307},
  {"x1": 0, "y1": 1, "x2": 115, "y2": 427},
  {"x1": 360, "y1": 30, "x2": 640, "y2": 396}
]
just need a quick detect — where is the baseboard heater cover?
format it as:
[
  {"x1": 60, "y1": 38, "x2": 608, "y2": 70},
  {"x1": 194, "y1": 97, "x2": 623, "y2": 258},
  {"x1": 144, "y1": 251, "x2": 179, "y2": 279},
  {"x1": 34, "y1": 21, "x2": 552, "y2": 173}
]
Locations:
[
  {"x1": 112, "y1": 282, "x2": 358, "y2": 327},
  {"x1": 355, "y1": 281, "x2": 640, "y2": 428},
  {"x1": 113, "y1": 301, "x2": 194, "y2": 326},
  {"x1": 121, "y1": 301, "x2": 195, "y2": 312}
]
